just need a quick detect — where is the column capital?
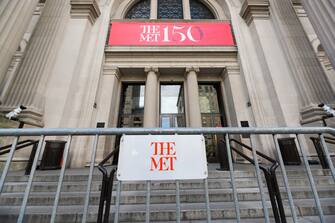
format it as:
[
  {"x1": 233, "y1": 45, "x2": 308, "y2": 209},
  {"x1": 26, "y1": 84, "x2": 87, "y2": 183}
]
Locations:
[
  {"x1": 185, "y1": 66, "x2": 200, "y2": 74},
  {"x1": 144, "y1": 66, "x2": 159, "y2": 73},
  {"x1": 240, "y1": 0, "x2": 270, "y2": 25},
  {"x1": 70, "y1": 0, "x2": 101, "y2": 24},
  {"x1": 103, "y1": 66, "x2": 121, "y2": 79}
]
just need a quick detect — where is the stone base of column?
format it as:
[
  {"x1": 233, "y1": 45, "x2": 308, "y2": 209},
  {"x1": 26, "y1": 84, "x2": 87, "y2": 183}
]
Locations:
[
  {"x1": 300, "y1": 103, "x2": 335, "y2": 125},
  {"x1": 0, "y1": 106, "x2": 43, "y2": 127}
]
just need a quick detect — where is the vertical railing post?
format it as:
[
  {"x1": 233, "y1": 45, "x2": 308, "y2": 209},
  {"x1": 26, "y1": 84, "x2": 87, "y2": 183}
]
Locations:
[
  {"x1": 204, "y1": 178, "x2": 211, "y2": 223},
  {"x1": 17, "y1": 135, "x2": 45, "y2": 223},
  {"x1": 273, "y1": 134, "x2": 298, "y2": 223},
  {"x1": 270, "y1": 170, "x2": 287, "y2": 223},
  {"x1": 50, "y1": 135, "x2": 72, "y2": 223},
  {"x1": 0, "y1": 136, "x2": 19, "y2": 193},
  {"x1": 97, "y1": 173, "x2": 108, "y2": 223},
  {"x1": 319, "y1": 134, "x2": 335, "y2": 181},
  {"x1": 114, "y1": 181, "x2": 121, "y2": 223},
  {"x1": 224, "y1": 134, "x2": 240, "y2": 222},
  {"x1": 175, "y1": 180, "x2": 181, "y2": 223},
  {"x1": 295, "y1": 134, "x2": 325, "y2": 223},
  {"x1": 249, "y1": 137, "x2": 270, "y2": 223},
  {"x1": 145, "y1": 180, "x2": 151, "y2": 223},
  {"x1": 82, "y1": 134, "x2": 99, "y2": 223}
]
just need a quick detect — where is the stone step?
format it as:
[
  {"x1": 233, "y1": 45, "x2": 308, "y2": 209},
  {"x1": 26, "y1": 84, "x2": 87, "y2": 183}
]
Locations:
[
  {"x1": 0, "y1": 198, "x2": 334, "y2": 222},
  {"x1": 2, "y1": 166, "x2": 332, "y2": 183},
  {"x1": 2, "y1": 175, "x2": 334, "y2": 193},
  {"x1": 1, "y1": 186, "x2": 334, "y2": 206}
]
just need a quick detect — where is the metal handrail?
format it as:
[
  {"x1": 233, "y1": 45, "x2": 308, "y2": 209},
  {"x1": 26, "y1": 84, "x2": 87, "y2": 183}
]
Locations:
[
  {"x1": 97, "y1": 146, "x2": 119, "y2": 223},
  {"x1": 0, "y1": 139, "x2": 39, "y2": 175},
  {"x1": 0, "y1": 126, "x2": 335, "y2": 136},
  {"x1": 222, "y1": 139, "x2": 286, "y2": 223},
  {"x1": 230, "y1": 138, "x2": 277, "y2": 163}
]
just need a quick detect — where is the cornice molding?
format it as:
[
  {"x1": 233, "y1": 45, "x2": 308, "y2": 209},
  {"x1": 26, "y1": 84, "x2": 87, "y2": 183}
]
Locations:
[
  {"x1": 70, "y1": 0, "x2": 101, "y2": 24},
  {"x1": 240, "y1": 0, "x2": 270, "y2": 25}
]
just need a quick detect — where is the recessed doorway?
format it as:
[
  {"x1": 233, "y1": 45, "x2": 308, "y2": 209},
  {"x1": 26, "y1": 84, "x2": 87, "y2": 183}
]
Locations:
[{"x1": 199, "y1": 83, "x2": 226, "y2": 163}]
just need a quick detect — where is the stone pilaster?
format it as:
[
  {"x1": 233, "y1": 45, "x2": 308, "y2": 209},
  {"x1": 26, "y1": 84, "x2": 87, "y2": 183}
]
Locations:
[
  {"x1": 0, "y1": 0, "x2": 70, "y2": 126},
  {"x1": 150, "y1": 0, "x2": 158, "y2": 19},
  {"x1": 94, "y1": 66, "x2": 121, "y2": 163},
  {"x1": 240, "y1": 0, "x2": 270, "y2": 25},
  {"x1": 185, "y1": 67, "x2": 202, "y2": 127},
  {"x1": 183, "y1": 0, "x2": 191, "y2": 19},
  {"x1": 268, "y1": 0, "x2": 335, "y2": 124},
  {"x1": 301, "y1": 0, "x2": 335, "y2": 68},
  {"x1": 0, "y1": 0, "x2": 40, "y2": 96},
  {"x1": 143, "y1": 67, "x2": 159, "y2": 127},
  {"x1": 70, "y1": 0, "x2": 100, "y2": 24}
]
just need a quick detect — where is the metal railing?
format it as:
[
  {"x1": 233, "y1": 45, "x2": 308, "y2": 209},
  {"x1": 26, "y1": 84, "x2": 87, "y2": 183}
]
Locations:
[
  {"x1": 0, "y1": 139, "x2": 39, "y2": 175},
  {"x1": 97, "y1": 146, "x2": 119, "y2": 223},
  {"x1": 310, "y1": 135, "x2": 335, "y2": 169},
  {"x1": 0, "y1": 127, "x2": 334, "y2": 223},
  {"x1": 222, "y1": 138, "x2": 285, "y2": 223}
]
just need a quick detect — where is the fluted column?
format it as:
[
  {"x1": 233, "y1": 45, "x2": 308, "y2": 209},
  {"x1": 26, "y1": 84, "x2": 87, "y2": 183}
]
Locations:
[
  {"x1": 185, "y1": 67, "x2": 202, "y2": 127},
  {"x1": 301, "y1": 0, "x2": 335, "y2": 68},
  {"x1": 143, "y1": 67, "x2": 159, "y2": 127},
  {"x1": 0, "y1": 0, "x2": 39, "y2": 94},
  {"x1": 267, "y1": 0, "x2": 335, "y2": 123},
  {"x1": 0, "y1": 0, "x2": 71, "y2": 126}
]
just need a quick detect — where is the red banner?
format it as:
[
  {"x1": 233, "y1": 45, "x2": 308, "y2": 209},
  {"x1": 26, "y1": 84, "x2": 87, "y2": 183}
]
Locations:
[{"x1": 108, "y1": 22, "x2": 234, "y2": 46}]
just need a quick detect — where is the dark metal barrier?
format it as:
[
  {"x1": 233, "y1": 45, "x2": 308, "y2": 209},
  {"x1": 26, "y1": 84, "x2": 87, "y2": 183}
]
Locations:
[
  {"x1": 0, "y1": 139, "x2": 39, "y2": 175},
  {"x1": 221, "y1": 139, "x2": 286, "y2": 223},
  {"x1": 97, "y1": 147, "x2": 119, "y2": 223}
]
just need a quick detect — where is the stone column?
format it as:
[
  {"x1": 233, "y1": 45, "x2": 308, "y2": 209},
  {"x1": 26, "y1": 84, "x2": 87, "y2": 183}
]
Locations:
[
  {"x1": 0, "y1": 0, "x2": 40, "y2": 91},
  {"x1": 301, "y1": 0, "x2": 335, "y2": 68},
  {"x1": 185, "y1": 67, "x2": 202, "y2": 127},
  {"x1": 0, "y1": 0, "x2": 72, "y2": 126},
  {"x1": 266, "y1": 0, "x2": 335, "y2": 123},
  {"x1": 143, "y1": 67, "x2": 159, "y2": 127}
]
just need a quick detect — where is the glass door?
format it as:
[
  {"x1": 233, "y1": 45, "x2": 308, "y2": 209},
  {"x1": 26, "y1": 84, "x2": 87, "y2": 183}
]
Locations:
[
  {"x1": 198, "y1": 83, "x2": 226, "y2": 162},
  {"x1": 118, "y1": 84, "x2": 145, "y2": 127},
  {"x1": 160, "y1": 84, "x2": 186, "y2": 128},
  {"x1": 113, "y1": 83, "x2": 145, "y2": 164}
]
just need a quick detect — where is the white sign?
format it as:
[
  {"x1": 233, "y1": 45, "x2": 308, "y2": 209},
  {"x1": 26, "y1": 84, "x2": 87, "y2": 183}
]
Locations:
[{"x1": 117, "y1": 135, "x2": 208, "y2": 181}]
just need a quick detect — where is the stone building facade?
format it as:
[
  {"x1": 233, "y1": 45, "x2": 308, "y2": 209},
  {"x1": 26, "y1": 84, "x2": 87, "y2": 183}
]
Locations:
[{"x1": 0, "y1": 0, "x2": 334, "y2": 167}]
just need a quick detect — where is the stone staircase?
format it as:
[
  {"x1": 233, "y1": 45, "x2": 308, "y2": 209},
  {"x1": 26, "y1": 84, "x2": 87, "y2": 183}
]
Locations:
[{"x1": 0, "y1": 164, "x2": 334, "y2": 222}]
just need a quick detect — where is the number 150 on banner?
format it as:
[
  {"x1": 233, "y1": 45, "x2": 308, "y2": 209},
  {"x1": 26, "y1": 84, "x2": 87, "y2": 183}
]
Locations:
[{"x1": 108, "y1": 22, "x2": 235, "y2": 46}]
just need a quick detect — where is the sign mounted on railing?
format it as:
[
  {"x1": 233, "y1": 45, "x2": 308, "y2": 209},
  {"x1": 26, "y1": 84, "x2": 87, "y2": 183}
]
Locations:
[
  {"x1": 108, "y1": 22, "x2": 234, "y2": 46},
  {"x1": 117, "y1": 135, "x2": 207, "y2": 181}
]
